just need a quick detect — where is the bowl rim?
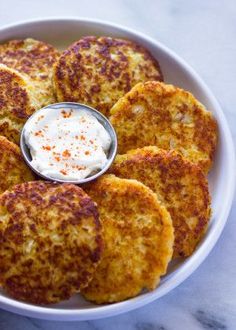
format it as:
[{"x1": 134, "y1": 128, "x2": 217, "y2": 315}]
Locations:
[{"x1": 0, "y1": 16, "x2": 235, "y2": 321}]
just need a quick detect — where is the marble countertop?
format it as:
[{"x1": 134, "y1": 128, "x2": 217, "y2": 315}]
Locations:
[{"x1": 0, "y1": 1, "x2": 235, "y2": 329}]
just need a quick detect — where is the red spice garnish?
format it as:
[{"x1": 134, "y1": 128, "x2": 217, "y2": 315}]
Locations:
[
  {"x1": 36, "y1": 115, "x2": 44, "y2": 122},
  {"x1": 85, "y1": 151, "x2": 90, "y2": 155},
  {"x1": 34, "y1": 130, "x2": 43, "y2": 137},
  {"x1": 80, "y1": 135, "x2": 85, "y2": 140},
  {"x1": 61, "y1": 109, "x2": 73, "y2": 118},
  {"x1": 60, "y1": 169, "x2": 67, "y2": 175},
  {"x1": 55, "y1": 156, "x2": 60, "y2": 162},
  {"x1": 72, "y1": 165, "x2": 85, "y2": 171},
  {"x1": 62, "y1": 149, "x2": 71, "y2": 157},
  {"x1": 42, "y1": 145, "x2": 51, "y2": 151},
  {"x1": 89, "y1": 139, "x2": 94, "y2": 144}
]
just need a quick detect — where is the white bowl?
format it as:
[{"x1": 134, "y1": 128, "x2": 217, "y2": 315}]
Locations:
[{"x1": 0, "y1": 17, "x2": 234, "y2": 321}]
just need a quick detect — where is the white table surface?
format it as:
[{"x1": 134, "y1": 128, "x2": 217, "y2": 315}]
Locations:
[{"x1": 0, "y1": 1, "x2": 235, "y2": 329}]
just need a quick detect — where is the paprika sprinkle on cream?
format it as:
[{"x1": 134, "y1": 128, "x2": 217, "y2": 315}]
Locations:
[{"x1": 24, "y1": 108, "x2": 111, "y2": 181}]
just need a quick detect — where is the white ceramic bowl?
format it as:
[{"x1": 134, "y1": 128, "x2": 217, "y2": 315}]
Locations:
[{"x1": 0, "y1": 17, "x2": 234, "y2": 321}]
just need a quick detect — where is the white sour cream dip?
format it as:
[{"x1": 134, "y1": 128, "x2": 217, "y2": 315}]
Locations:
[{"x1": 24, "y1": 108, "x2": 111, "y2": 181}]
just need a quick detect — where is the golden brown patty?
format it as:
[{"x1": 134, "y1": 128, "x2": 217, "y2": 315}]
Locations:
[
  {"x1": 81, "y1": 175, "x2": 173, "y2": 304},
  {"x1": 0, "y1": 136, "x2": 34, "y2": 194},
  {"x1": 0, "y1": 64, "x2": 39, "y2": 144},
  {"x1": 0, "y1": 38, "x2": 60, "y2": 107},
  {"x1": 110, "y1": 81, "x2": 217, "y2": 172},
  {"x1": 0, "y1": 181, "x2": 103, "y2": 304},
  {"x1": 53, "y1": 36, "x2": 163, "y2": 117},
  {"x1": 109, "y1": 146, "x2": 211, "y2": 257}
]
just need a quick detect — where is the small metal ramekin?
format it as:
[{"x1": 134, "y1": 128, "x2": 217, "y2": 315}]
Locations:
[{"x1": 20, "y1": 102, "x2": 117, "y2": 184}]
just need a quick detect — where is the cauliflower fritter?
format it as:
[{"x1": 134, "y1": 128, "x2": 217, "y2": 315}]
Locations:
[
  {"x1": 81, "y1": 175, "x2": 173, "y2": 303},
  {"x1": 0, "y1": 64, "x2": 40, "y2": 144},
  {"x1": 0, "y1": 136, "x2": 34, "y2": 193},
  {"x1": 110, "y1": 81, "x2": 217, "y2": 172},
  {"x1": 0, "y1": 38, "x2": 60, "y2": 107},
  {"x1": 109, "y1": 146, "x2": 211, "y2": 257},
  {"x1": 0, "y1": 181, "x2": 103, "y2": 304},
  {"x1": 53, "y1": 36, "x2": 163, "y2": 117}
]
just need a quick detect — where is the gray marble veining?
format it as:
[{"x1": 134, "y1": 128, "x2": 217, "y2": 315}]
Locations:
[{"x1": 0, "y1": 0, "x2": 235, "y2": 329}]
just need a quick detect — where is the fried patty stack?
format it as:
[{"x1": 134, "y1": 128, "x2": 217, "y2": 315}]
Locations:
[
  {"x1": 0, "y1": 38, "x2": 59, "y2": 143},
  {"x1": 0, "y1": 38, "x2": 59, "y2": 107},
  {"x1": 109, "y1": 146, "x2": 211, "y2": 258}
]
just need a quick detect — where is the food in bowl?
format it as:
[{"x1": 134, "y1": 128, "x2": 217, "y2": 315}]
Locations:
[
  {"x1": 0, "y1": 35, "x2": 218, "y2": 305},
  {"x1": 53, "y1": 36, "x2": 163, "y2": 117},
  {"x1": 23, "y1": 106, "x2": 112, "y2": 181},
  {"x1": 109, "y1": 81, "x2": 217, "y2": 173},
  {"x1": 0, "y1": 38, "x2": 59, "y2": 107},
  {"x1": 0, "y1": 64, "x2": 39, "y2": 144},
  {"x1": 0, "y1": 136, "x2": 34, "y2": 193},
  {"x1": 0, "y1": 181, "x2": 102, "y2": 304},
  {"x1": 81, "y1": 175, "x2": 174, "y2": 304},
  {"x1": 109, "y1": 146, "x2": 211, "y2": 258}
]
